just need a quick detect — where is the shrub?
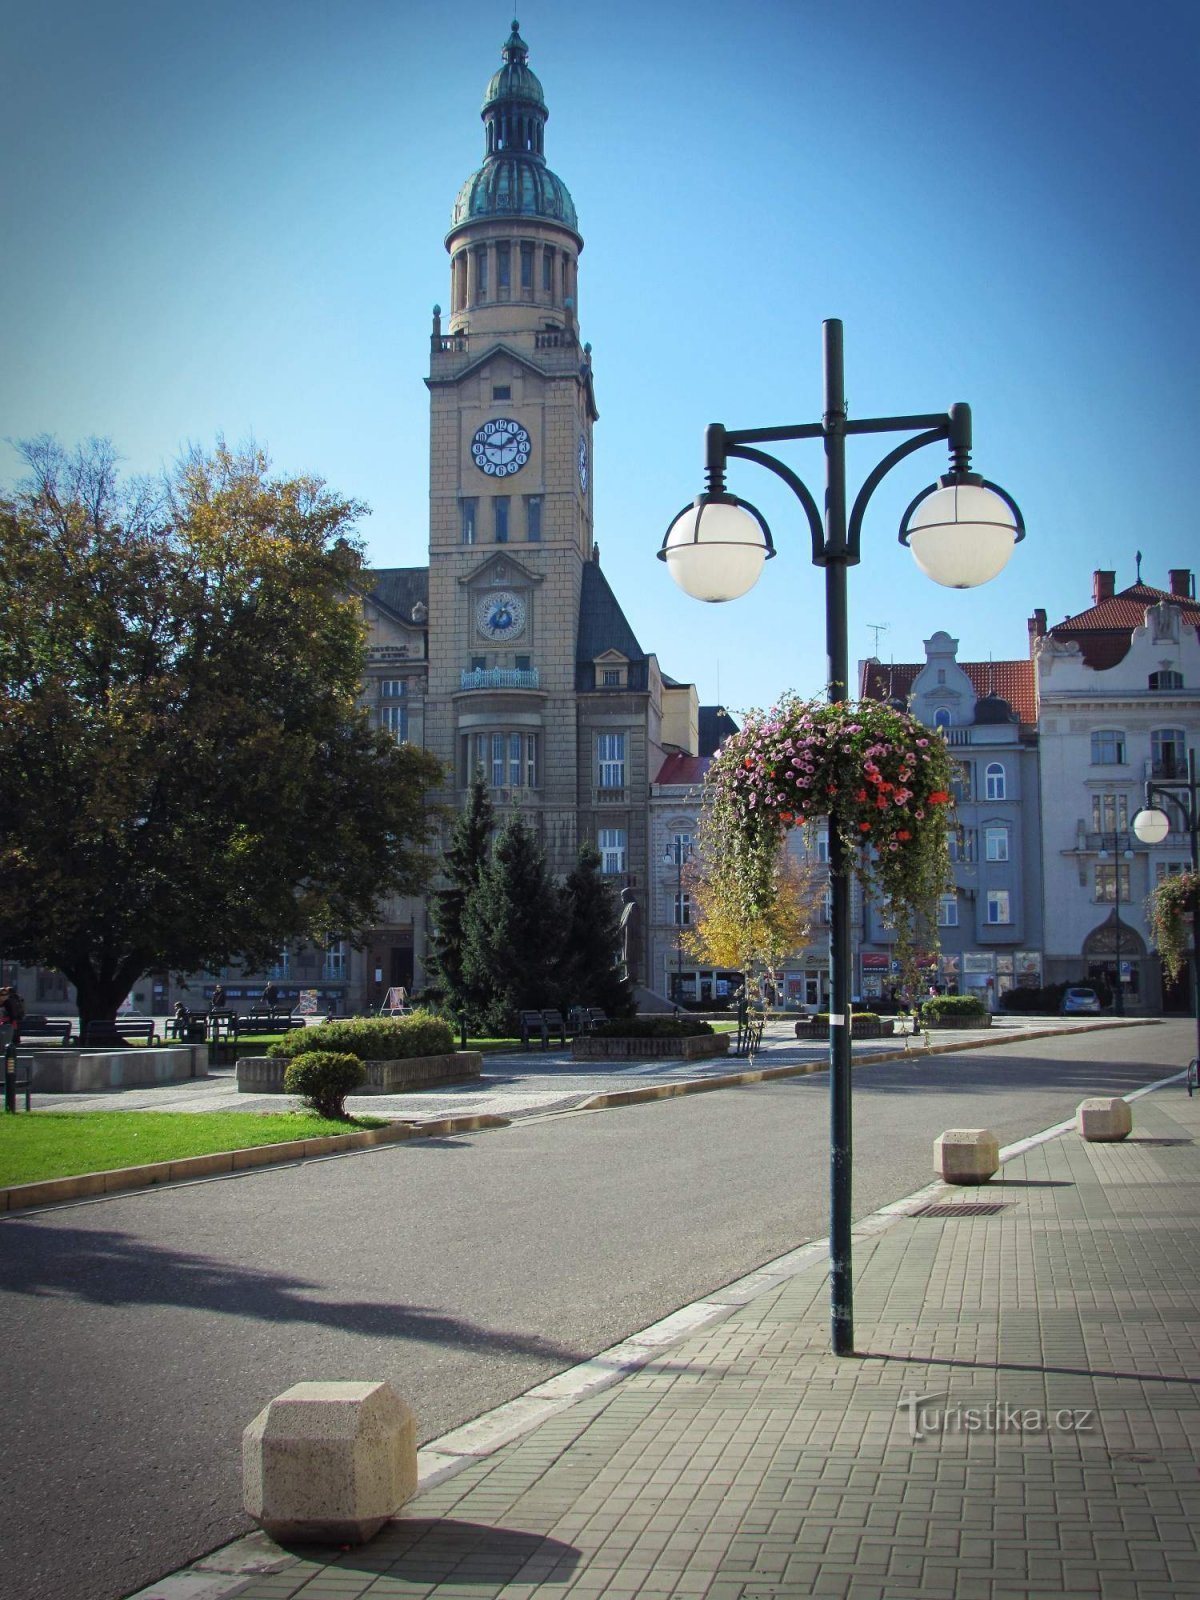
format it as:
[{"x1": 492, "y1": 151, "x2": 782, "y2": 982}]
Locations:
[
  {"x1": 283, "y1": 1051, "x2": 366, "y2": 1119},
  {"x1": 266, "y1": 1010, "x2": 455, "y2": 1062},
  {"x1": 920, "y1": 995, "x2": 988, "y2": 1020},
  {"x1": 593, "y1": 1017, "x2": 714, "y2": 1039},
  {"x1": 810, "y1": 1012, "x2": 882, "y2": 1029}
]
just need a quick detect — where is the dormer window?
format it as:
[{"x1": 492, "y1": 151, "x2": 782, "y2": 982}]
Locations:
[
  {"x1": 602, "y1": 669, "x2": 621, "y2": 687},
  {"x1": 1149, "y1": 669, "x2": 1183, "y2": 690}
]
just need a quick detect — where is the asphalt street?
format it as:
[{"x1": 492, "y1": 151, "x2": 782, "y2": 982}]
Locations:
[{"x1": 0, "y1": 1021, "x2": 1189, "y2": 1600}]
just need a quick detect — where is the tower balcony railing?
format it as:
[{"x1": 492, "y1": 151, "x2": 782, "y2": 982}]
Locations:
[{"x1": 459, "y1": 666, "x2": 540, "y2": 691}]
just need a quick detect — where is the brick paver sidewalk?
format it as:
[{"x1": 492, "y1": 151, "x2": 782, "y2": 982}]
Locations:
[{"x1": 156, "y1": 1080, "x2": 1200, "y2": 1600}]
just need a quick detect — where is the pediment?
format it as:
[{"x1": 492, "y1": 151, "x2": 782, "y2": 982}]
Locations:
[{"x1": 459, "y1": 552, "x2": 544, "y2": 590}]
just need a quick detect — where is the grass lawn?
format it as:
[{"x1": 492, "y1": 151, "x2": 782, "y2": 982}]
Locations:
[{"x1": 0, "y1": 1110, "x2": 388, "y2": 1188}]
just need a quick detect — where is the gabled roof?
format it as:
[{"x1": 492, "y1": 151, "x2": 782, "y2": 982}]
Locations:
[
  {"x1": 655, "y1": 753, "x2": 711, "y2": 786},
  {"x1": 577, "y1": 558, "x2": 645, "y2": 664},
  {"x1": 860, "y1": 658, "x2": 1037, "y2": 727},
  {"x1": 1046, "y1": 581, "x2": 1200, "y2": 670},
  {"x1": 698, "y1": 705, "x2": 739, "y2": 756},
  {"x1": 360, "y1": 567, "x2": 429, "y2": 626}
]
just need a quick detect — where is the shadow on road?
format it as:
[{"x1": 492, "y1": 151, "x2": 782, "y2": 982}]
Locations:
[{"x1": 0, "y1": 1223, "x2": 587, "y2": 1363}]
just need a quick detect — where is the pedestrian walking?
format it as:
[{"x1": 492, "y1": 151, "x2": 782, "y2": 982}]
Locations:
[
  {"x1": 0, "y1": 984, "x2": 25, "y2": 1048},
  {"x1": 210, "y1": 983, "x2": 226, "y2": 1012}
]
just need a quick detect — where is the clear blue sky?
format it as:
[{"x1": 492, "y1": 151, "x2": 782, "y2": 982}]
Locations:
[{"x1": 3, "y1": 0, "x2": 1197, "y2": 718}]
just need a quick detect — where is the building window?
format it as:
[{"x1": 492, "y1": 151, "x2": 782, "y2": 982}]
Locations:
[
  {"x1": 937, "y1": 894, "x2": 959, "y2": 927},
  {"x1": 820, "y1": 888, "x2": 833, "y2": 926},
  {"x1": 669, "y1": 832, "x2": 692, "y2": 866},
  {"x1": 949, "y1": 827, "x2": 975, "y2": 864},
  {"x1": 1156, "y1": 861, "x2": 1187, "y2": 884},
  {"x1": 461, "y1": 498, "x2": 477, "y2": 544},
  {"x1": 815, "y1": 829, "x2": 829, "y2": 864},
  {"x1": 494, "y1": 496, "x2": 510, "y2": 543},
  {"x1": 984, "y1": 827, "x2": 1010, "y2": 862},
  {"x1": 381, "y1": 704, "x2": 408, "y2": 742},
  {"x1": 525, "y1": 494, "x2": 542, "y2": 541},
  {"x1": 986, "y1": 890, "x2": 1011, "y2": 925},
  {"x1": 602, "y1": 668, "x2": 621, "y2": 686},
  {"x1": 598, "y1": 828, "x2": 626, "y2": 873},
  {"x1": 468, "y1": 732, "x2": 539, "y2": 789},
  {"x1": 475, "y1": 246, "x2": 488, "y2": 299},
  {"x1": 269, "y1": 948, "x2": 291, "y2": 980},
  {"x1": 323, "y1": 940, "x2": 347, "y2": 981},
  {"x1": 520, "y1": 241, "x2": 534, "y2": 291},
  {"x1": 514, "y1": 655, "x2": 531, "y2": 672},
  {"x1": 951, "y1": 761, "x2": 973, "y2": 803},
  {"x1": 380, "y1": 679, "x2": 405, "y2": 700},
  {"x1": 985, "y1": 762, "x2": 1006, "y2": 800},
  {"x1": 470, "y1": 655, "x2": 486, "y2": 672},
  {"x1": 1091, "y1": 729, "x2": 1126, "y2": 765},
  {"x1": 1095, "y1": 862, "x2": 1131, "y2": 902},
  {"x1": 1092, "y1": 793, "x2": 1128, "y2": 833},
  {"x1": 492, "y1": 384, "x2": 511, "y2": 401},
  {"x1": 597, "y1": 732, "x2": 625, "y2": 790},
  {"x1": 542, "y1": 246, "x2": 553, "y2": 293},
  {"x1": 1151, "y1": 728, "x2": 1187, "y2": 780},
  {"x1": 673, "y1": 891, "x2": 692, "y2": 926},
  {"x1": 496, "y1": 242, "x2": 510, "y2": 292},
  {"x1": 1149, "y1": 669, "x2": 1183, "y2": 690},
  {"x1": 934, "y1": 708, "x2": 952, "y2": 730}
]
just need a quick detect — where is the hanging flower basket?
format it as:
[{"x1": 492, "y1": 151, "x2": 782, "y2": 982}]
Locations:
[
  {"x1": 701, "y1": 694, "x2": 955, "y2": 985},
  {"x1": 1145, "y1": 868, "x2": 1199, "y2": 982}
]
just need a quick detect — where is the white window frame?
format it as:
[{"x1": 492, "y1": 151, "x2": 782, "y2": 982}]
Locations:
[
  {"x1": 984, "y1": 826, "x2": 1010, "y2": 862},
  {"x1": 937, "y1": 894, "x2": 959, "y2": 927},
  {"x1": 323, "y1": 940, "x2": 347, "y2": 981},
  {"x1": 381, "y1": 704, "x2": 408, "y2": 742},
  {"x1": 669, "y1": 832, "x2": 692, "y2": 867},
  {"x1": 1090, "y1": 729, "x2": 1126, "y2": 765},
  {"x1": 673, "y1": 890, "x2": 691, "y2": 926},
  {"x1": 597, "y1": 732, "x2": 626, "y2": 790},
  {"x1": 986, "y1": 890, "x2": 1011, "y2": 925},
  {"x1": 598, "y1": 828, "x2": 626, "y2": 874},
  {"x1": 985, "y1": 762, "x2": 1006, "y2": 800}
]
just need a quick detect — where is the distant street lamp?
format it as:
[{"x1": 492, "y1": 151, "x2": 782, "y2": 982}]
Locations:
[
  {"x1": 1133, "y1": 748, "x2": 1200, "y2": 1071},
  {"x1": 1096, "y1": 830, "x2": 1133, "y2": 1014},
  {"x1": 659, "y1": 319, "x2": 1023, "y2": 1356}
]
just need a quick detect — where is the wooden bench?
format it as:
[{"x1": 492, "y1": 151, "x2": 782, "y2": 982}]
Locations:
[
  {"x1": 15, "y1": 1014, "x2": 73, "y2": 1046},
  {"x1": 232, "y1": 1013, "x2": 307, "y2": 1042},
  {"x1": 541, "y1": 1009, "x2": 567, "y2": 1046},
  {"x1": 166, "y1": 1011, "x2": 210, "y2": 1043},
  {"x1": 82, "y1": 1018, "x2": 158, "y2": 1048}
]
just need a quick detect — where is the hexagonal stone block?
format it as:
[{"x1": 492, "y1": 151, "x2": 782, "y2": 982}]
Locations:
[
  {"x1": 934, "y1": 1128, "x2": 1000, "y2": 1185},
  {"x1": 1076, "y1": 1097, "x2": 1133, "y2": 1142},
  {"x1": 243, "y1": 1380, "x2": 417, "y2": 1544}
]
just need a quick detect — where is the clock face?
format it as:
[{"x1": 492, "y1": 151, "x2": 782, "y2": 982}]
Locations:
[
  {"x1": 476, "y1": 589, "x2": 527, "y2": 640},
  {"x1": 578, "y1": 432, "x2": 589, "y2": 491},
  {"x1": 471, "y1": 417, "x2": 531, "y2": 477}
]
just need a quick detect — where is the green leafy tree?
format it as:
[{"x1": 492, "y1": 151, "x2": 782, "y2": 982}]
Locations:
[
  {"x1": 0, "y1": 436, "x2": 445, "y2": 1030},
  {"x1": 460, "y1": 814, "x2": 563, "y2": 1031},
  {"x1": 560, "y1": 842, "x2": 635, "y2": 1016},
  {"x1": 427, "y1": 767, "x2": 495, "y2": 1018}
]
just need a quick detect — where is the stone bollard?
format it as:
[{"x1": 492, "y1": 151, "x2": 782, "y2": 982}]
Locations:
[
  {"x1": 1076, "y1": 1097, "x2": 1133, "y2": 1142},
  {"x1": 934, "y1": 1128, "x2": 1000, "y2": 1185},
  {"x1": 243, "y1": 1380, "x2": 417, "y2": 1544}
]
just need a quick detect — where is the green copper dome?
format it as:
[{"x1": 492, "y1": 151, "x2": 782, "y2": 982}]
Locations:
[{"x1": 449, "y1": 21, "x2": 579, "y2": 242}]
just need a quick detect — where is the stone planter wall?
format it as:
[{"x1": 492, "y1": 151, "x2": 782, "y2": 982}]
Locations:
[
  {"x1": 571, "y1": 1033, "x2": 729, "y2": 1062},
  {"x1": 236, "y1": 1052, "x2": 483, "y2": 1095},
  {"x1": 27, "y1": 1045, "x2": 206, "y2": 1093},
  {"x1": 795, "y1": 1019, "x2": 884, "y2": 1040},
  {"x1": 926, "y1": 1013, "x2": 992, "y2": 1029}
]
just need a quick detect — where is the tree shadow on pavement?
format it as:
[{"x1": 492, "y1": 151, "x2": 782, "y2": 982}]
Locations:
[{"x1": 0, "y1": 1221, "x2": 587, "y2": 1363}]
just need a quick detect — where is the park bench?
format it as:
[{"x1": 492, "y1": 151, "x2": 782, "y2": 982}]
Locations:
[
  {"x1": 518, "y1": 1010, "x2": 549, "y2": 1050},
  {"x1": 541, "y1": 1009, "x2": 567, "y2": 1046},
  {"x1": 15, "y1": 1015, "x2": 73, "y2": 1046},
  {"x1": 232, "y1": 1013, "x2": 306, "y2": 1042},
  {"x1": 82, "y1": 1018, "x2": 158, "y2": 1048},
  {"x1": 568, "y1": 1007, "x2": 608, "y2": 1035},
  {"x1": 166, "y1": 1010, "x2": 210, "y2": 1043}
]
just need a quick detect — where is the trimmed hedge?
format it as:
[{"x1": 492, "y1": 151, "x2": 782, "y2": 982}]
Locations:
[
  {"x1": 920, "y1": 995, "x2": 988, "y2": 1021},
  {"x1": 593, "y1": 1017, "x2": 714, "y2": 1039},
  {"x1": 283, "y1": 1051, "x2": 366, "y2": 1119},
  {"x1": 267, "y1": 1011, "x2": 456, "y2": 1062}
]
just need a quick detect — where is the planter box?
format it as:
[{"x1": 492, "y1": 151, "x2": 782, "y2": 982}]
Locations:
[
  {"x1": 27, "y1": 1045, "x2": 206, "y2": 1093},
  {"x1": 571, "y1": 1033, "x2": 729, "y2": 1062},
  {"x1": 795, "y1": 1019, "x2": 884, "y2": 1040},
  {"x1": 236, "y1": 1052, "x2": 482, "y2": 1095},
  {"x1": 925, "y1": 1013, "x2": 992, "y2": 1030}
]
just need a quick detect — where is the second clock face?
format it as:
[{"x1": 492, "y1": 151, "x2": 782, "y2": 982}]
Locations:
[
  {"x1": 472, "y1": 417, "x2": 531, "y2": 477},
  {"x1": 476, "y1": 590, "x2": 527, "y2": 640},
  {"x1": 578, "y1": 431, "x2": 589, "y2": 491}
]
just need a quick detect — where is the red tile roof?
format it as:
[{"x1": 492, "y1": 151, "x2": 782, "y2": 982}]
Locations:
[
  {"x1": 1046, "y1": 582, "x2": 1200, "y2": 669},
  {"x1": 859, "y1": 658, "x2": 1037, "y2": 727},
  {"x1": 654, "y1": 753, "x2": 711, "y2": 787}
]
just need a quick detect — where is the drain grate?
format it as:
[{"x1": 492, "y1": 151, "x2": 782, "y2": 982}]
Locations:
[{"x1": 912, "y1": 1201, "x2": 1011, "y2": 1218}]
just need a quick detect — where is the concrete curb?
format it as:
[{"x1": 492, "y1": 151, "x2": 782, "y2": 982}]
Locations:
[
  {"x1": 0, "y1": 1113, "x2": 510, "y2": 1214},
  {"x1": 574, "y1": 1017, "x2": 1148, "y2": 1111}
]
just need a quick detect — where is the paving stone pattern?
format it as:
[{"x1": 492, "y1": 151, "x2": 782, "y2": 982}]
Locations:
[{"x1": 207, "y1": 1082, "x2": 1200, "y2": 1599}]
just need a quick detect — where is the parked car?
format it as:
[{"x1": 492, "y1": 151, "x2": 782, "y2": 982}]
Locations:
[{"x1": 1061, "y1": 985, "x2": 1102, "y2": 1015}]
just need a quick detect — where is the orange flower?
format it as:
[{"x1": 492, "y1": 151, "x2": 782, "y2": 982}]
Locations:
[
  {"x1": 928, "y1": 790, "x2": 950, "y2": 804},
  {"x1": 896, "y1": 829, "x2": 912, "y2": 841},
  {"x1": 779, "y1": 811, "x2": 794, "y2": 823},
  {"x1": 859, "y1": 821, "x2": 871, "y2": 832}
]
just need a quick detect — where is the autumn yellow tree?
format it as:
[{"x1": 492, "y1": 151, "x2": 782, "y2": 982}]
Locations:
[{"x1": 683, "y1": 830, "x2": 824, "y2": 999}]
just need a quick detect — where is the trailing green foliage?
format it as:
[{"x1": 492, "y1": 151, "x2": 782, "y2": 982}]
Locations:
[
  {"x1": 267, "y1": 1012, "x2": 455, "y2": 1061},
  {"x1": 1145, "y1": 868, "x2": 1200, "y2": 983},
  {"x1": 593, "y1": 1016, "x2": 714, "y2": 1039},
  {"x1": 282, "y1": 1051, "x2": 366, "y2": 1119}
]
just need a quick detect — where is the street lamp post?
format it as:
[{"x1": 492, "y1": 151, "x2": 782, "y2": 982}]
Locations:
[
  {"x1": 659, "y1": 319, "x2": 1023, "y2": 1355},
  {"x1": 1133, "y1": 747, "x2": 1200, "y2": 1068},
  {"x1": 1096, "y1": 829, "x2": 1133, "y2": 1015}
]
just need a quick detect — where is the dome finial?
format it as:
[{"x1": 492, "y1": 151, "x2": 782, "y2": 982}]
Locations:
[{"x1": 503, "y1": 20, "x2": 529, "y2": 63}]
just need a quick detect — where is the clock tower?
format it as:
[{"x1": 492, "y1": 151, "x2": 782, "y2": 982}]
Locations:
[{"x1": 425, "y1": 20, "x2": 600, "y2": 869}]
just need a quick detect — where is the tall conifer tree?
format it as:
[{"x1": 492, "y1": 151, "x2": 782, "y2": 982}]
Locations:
[
  {"x1": 461, "y1": 815, "x2": 563, "y2": 1031},
  {"x1": 427, "y1": 767, "x2": 494, "y2": 1016},
  {"x1": 561, "y1": 842, "x2": 635, "y2": 1016}
]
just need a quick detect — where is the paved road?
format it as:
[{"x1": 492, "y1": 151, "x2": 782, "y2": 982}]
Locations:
[{"x1": 0, "y1": 1021, "x2": 1189, "y2": 1600}]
